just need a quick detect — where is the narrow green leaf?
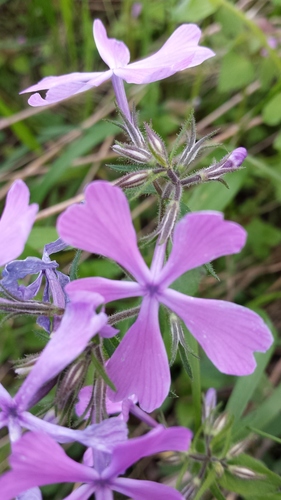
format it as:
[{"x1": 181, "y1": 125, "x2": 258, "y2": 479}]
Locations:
[
  {"x1": 91, "y1": 353, "x2": 116, "y2": 392},
  {"x1": 210, "y1": 482, "x2": 226, "y2": 500},
  {"x1": 193, "y1": 469, "x2": 217, "y2": 500},
  {"x1": 178, "y1": 343, "x2": 193, "y2": 379},
  {"x1": 226, "y1": 338, "x2": 275, "y2": 420},
  {"x1": 248, "y1": 426, "x2": 281, "y2": 445}
]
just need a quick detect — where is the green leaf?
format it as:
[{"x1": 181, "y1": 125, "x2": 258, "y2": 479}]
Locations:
[
  {"x1": 245, "y1": 218, "x2": 281, "y2": 259},
  {"x1": 193, "y1": 469, "x2": 217, "y2": 500},
  {"x1": 246, "y1": 155, "x2": 281, "y2": 183},
  {"x1": 69, "y1": 250, "x2": 82, "y2": 281},
  {"x1": 31, "y1": 122, "x2": 117, "y2": 203},
  {"x1": 226, "y1": 341, "x2": 275, "y2": 420},
  {"x1": 186, "y1": 169, "x2": 247, "y2": 211},
  {"x1": 248, "y1": 426, "x2": 281, "y2": 445},
  {"x1": 210, "y1": 482, "x2": 227, "y2": 500},
  {"x1": 218, "y1": 52, "x2": 254, "y2": 93},
  {"x1": 171, "y1": 267, "x2": 204, "y2": 296},
  {"x1": 91, "y1": 352, "x2": 116, "y2": 392},
  {"x1": 263, "y1": 93, "x2": 281, "y2": 125},
  {"x1": 178, "y1": 343, "x2": 193, "y2": 379},
  {"x1": 107, "y1": 163, "x2": 140, "y2": 173},
  {"x1": 103, "y1": 337, "x2": 120, "y2": 358},
  {"x1": 27, "y1": 227, "x2": 59, "y2": 251},
  {"x1": 173, "y1": 0, "x2": 219, "y2": 22},
  {"x1": 219, "y1": 454, "x2": 281, "y2": 497}
]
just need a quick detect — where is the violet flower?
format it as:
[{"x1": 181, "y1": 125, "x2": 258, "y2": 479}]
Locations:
[
  {"x1": 57, "y1": 181, "x2": 273, "y2": 412},
  {"x1": 0, "y1": 238, "x2": 69, "y2": 332},
  {"x1": 0, "y1": 286, "x2": 121, "y2": 447},
  {"x1": 20, "y1": 19, "x2": 214, "y2": 120},
  {"x1": 0, "y1": 425, "x2": 192, "y2": 499},
  {"x1": 0, "y1": 180, "x2": 37, "y2": 267}
]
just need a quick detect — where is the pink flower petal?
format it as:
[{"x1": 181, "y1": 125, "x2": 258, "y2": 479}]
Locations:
[
  {"x1": 113, "y1": 477, "x2": 184, "y2": 500},
  {"x1": 159, "y1": 212, "x2": 247, "y2": 287},
  {"x1": 66, "y1": 277, "x2": 142, "y2": 303},
  {"x1": 63, "y1": 484, "x2": 96, "y2": 500},
  {"x1": 161, "y1": 289, "x2": 273, "y2": 375},
  {"x1": 106, "y1": 298, "x2": 170, "y2": 412},
  {"x1": 0, "y1": 432, "x2": 97, "y2": 500},
  {"x1": 57, "y1": 181, "x2": 151, "y2": 284},
  {"x1": 0, "y1": 180, "x2": 38, "y2": 266},
  {"x1": 105, "y1": 425, "x2": 192, "y2": 478},
  {"x1": 114, "y1": 24, "x2": 214, "y2": 84},
  {"x1": 26, "y1": 72, "x2": 111, "y2": 107},
  {"x1": 15, "y1": 288, "x2": 107, "y2": 412},
  {"x1": 93, "y1": 19, "x2": 130, "y2": 68}
]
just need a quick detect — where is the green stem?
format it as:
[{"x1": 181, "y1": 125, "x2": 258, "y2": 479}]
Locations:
[{"x1": 186, "y1": 330, "x2": 202, "y2": 431}]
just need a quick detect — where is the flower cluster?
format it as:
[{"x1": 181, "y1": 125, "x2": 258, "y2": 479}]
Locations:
[{"x1": 0, "y1": 18, "x2": 274, "y2": 500}]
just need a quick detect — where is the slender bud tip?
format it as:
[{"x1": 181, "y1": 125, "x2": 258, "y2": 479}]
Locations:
[{"x1": 229, "y1": 147, "x2": 248, "y2": 167}]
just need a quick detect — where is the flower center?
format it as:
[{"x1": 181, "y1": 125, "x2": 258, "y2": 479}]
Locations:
[{"x1": 145, "y1": 282, "x2": 160, "y2": 297}]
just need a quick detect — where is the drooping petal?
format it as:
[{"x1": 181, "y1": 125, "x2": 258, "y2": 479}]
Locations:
[
  {"x1": 57, "y1": 181, "x2": 150, "y2": 283},
  {"x1": 15, "y1": 288, "x2": 107, "y2": 412},
  {"x1": 0, "y1": 432, "x2": 98, "y2": 500},
  {"x1": 63, "y1": 484, "x2": 96, "y2": 500},
  {"x1": 0, "y1": 383, "x2": 14, "y2": 409},
  {"x1": 161, "y1": 289, "x2": 273, "y2": 375},
  {"x1": 66, "y1": 277, "x2": 142, "y2": 303},
  {"x1": 114, "y1": 24, "x2": 214, "y2": 84},
  {"x1": 17, "y1": 487, "x2": 42, "y2": 500},
  {"x1": 21, "y1": 72, "x2": 111, "y2": 107},
  {"x1": 0, "y1": 180, "x2": 38, "y2": 266},
  {"x1": 103, "y1": 425, "x2": 192, "y2": 479},
  {"x1": 159, "y1": 212, "x2": 247, "y2": 287},
  {"x1": 93, "y1": 19, "x2": 130, "y2": 68},
  {"x1": 21, "y1": 412, "x2": 127, "y2": 450},
  {"x1": 106, "y1": 297, "x2": 170, "y2": 412},
  {"x1": 112, "y1": 477, "x2": 184, "y2": 500}
]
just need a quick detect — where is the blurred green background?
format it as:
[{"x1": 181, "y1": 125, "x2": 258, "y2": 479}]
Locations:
[{"x1": 0, "y1": 0, "x2": 281, "y2": 497}]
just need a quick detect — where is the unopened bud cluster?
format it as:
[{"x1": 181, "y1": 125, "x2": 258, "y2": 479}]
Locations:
[{"x1": 111, "y1": 109, "x2": 247, "y2": 244}]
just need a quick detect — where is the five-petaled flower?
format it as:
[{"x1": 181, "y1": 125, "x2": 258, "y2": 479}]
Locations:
[
  {"x1": 20, "y1": 18, "x2": 214, "y2": 117},
  {"x1": 57, "y1": 181, "x2": 273, "y2": 412},
  {"x1": 0, "y1": 425, "x2": 192, "y2": 500}
]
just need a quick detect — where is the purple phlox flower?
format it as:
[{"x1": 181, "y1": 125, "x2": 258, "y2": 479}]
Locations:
[
  {"x1": 0, "y1": 286, "x2": 122, "y2": 447},
  {"x1": 20, "y1": 19, "x2": 214, "y2": 118},
  {"x1": 0, "y1": 238, "x2": 69, "y2": 332},
  {"x1": 76, "y1": 385, "x2": 157, "y2": 428},
  {"x1": 0, "y1": 424, "x2": 192, "y2": 499},
  {"x1": 57, "y1": 181, "x2": 273, "y2": 412},
  {"x1": 0, "y1": 180, "x2": 37, "y2": 267}
]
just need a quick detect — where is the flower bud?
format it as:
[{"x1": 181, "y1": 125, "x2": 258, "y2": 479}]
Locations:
[
  {"x1": 213, "y1": 461, "x2": 225, "y2": 478},
  {"x1": 145, "y1": 123, "x2": 168, "y2": 167},
  {"x1": 202, "y1": 388, "x2": 217, "y2": 422},
  {"x1": 228, "y1": 465, "x2": 261, "y2": 480},
  {"x1": 114, "y1": 170, "x2": 152, "y2": 189},
  {"x1": 203, "y1": 147, "x2": 247, "y2": 181},
  {"x1": 112, "y1": 143, "x2": 152, "y2": 164}
]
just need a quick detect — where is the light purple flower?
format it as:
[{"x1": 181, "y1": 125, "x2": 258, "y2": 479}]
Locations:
[
  {"x1": 57, "y1": 181, "x2": 273, "y2": 412},
  {"x1": 0, "y1": 180, "x2": 38, "y2": 267},
  {"x1": 0, "y1": 425, "x2": 192, "y2": 499},
  {"x1": 0, "y1": 238, "x2": 69, "y2": 332},
  {"x1": 20, "y1": 19, "x2": 214, "y2": 116},
  {"x1": 0, "y1": 286, "x2": 121, "y2": 447}
]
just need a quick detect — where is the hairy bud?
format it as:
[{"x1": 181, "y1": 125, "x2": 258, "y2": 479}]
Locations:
[
  {"x1": 145, "y1": 123, "x2": 168, "y2": 167},
  {"x1": 229, "y1": 465, "x2": 262, "y2": 480},
  {"x1": 112, "y1": 143, "x2": 152, "y2": 164}
]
